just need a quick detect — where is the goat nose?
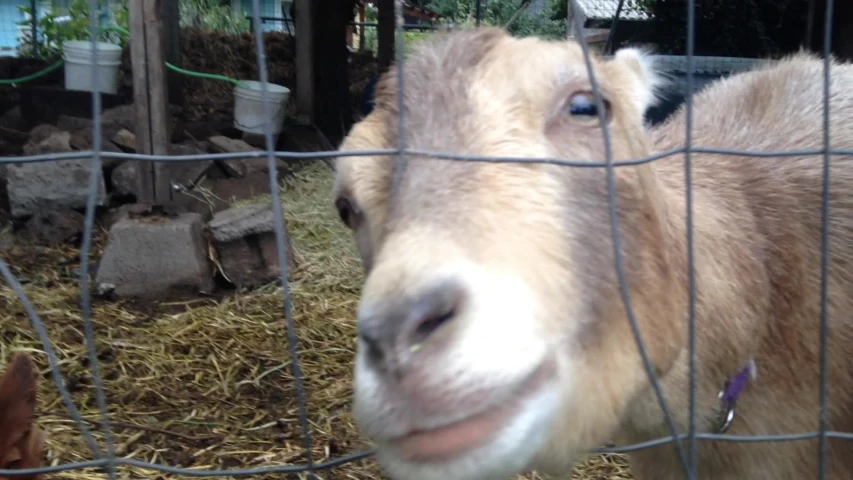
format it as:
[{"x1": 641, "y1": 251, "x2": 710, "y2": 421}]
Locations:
[{"x1": 357, "y1": 279, "x2": 464, "y2": 375}]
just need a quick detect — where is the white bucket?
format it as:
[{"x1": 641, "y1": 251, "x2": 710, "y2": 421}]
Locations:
[
  {"x1": 62, "y1": 40, "x2": 123, "y2": 95},
  {"x1": 233, "y1": 80, "x2": 290, "y2": 136}
]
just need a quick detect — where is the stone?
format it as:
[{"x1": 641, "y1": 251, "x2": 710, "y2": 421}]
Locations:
[
  {"x1": 107, "y1": 144, "x2": 214, "y2": 200},
  {"x1": 110, "y1": 161, "x2": 137, "y2": 198},
  {"x1": 99, "y1": 204, "x2": 151, "y2": 231},
  {"x1": 23, "y1": 129, "x2": 70, "y2": 156},
  {"x1": 209, "y1": 204, "x2": 275, "y2": 243},
  {"x1": 27, "y1": 124, "x2": 63, "y2": 146},
  {"x1": 100, "y1": 104, "x2": 137, "y2": 131},
  {"x1": 56, "y1": 114, "x2": 93, "y2": 133},
  {"x1": 207, "y1": 135, "x2": 278, "y2": 176},
  {"x1": 24, "y1": 209, "x2": 85, "y2": 246},
  {"x1": 112, "y1": 129, "x2": 136, "y2": 152},
  {"x1": 0, "y1": 107, "x2": 21, "y2": 130},
  {"x1": 7, "y1": 133, "x2": 108, "y2": 217},
  {"x1": 0, "y1": 227, "x2": 14, "y2": 250},
  {"x1": 94, "y1": 212, "x2": 215, "y2": 298},
  {"x1": 208, "y1": 204, "x2": 296, "y2": 288},
  {"x1": 68, "y1": 127, "x2": 124, "y2": 170},
  {"x1": 94, "y1": 282, "x2": 116, "y2": 300}
]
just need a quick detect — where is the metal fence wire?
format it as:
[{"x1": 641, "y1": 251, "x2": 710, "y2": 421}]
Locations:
[{"x1": 0, "y1": 0, "x2": 852, "y2": 478}]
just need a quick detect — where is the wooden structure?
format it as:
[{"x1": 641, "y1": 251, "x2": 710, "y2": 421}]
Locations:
[
  {"x1": 294, "y1": 0, "x2": 313, "y2": 123},
  {"x1": 129, "y1": 0, "x2": 173, "y2": 206}
]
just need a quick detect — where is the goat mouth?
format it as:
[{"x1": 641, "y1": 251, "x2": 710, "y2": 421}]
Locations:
[{"x1": 389, "y1": 359, "x2": 556, "y2": 463}]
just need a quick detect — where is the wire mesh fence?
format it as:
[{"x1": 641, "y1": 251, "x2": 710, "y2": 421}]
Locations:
[{"x1": 0, "y1": 0, "x2": 851, "y2": 479}]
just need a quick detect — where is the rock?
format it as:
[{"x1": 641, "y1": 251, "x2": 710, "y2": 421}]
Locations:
[
  {"x1": 56, "y1": 115, "x2": 93, "y2": 133},
  {"x1": 207, "y1": 135, "x2": 271, "y2": 176},
  {"x1": 108, "y1": 143, "x2": 214, "y2": 200},
  {"x1": 209, "y1": 135, "x2": 259, "y2": 155},
  {"x1": 208, "y1": 135, "x2": 288, "y2": 177},
  {"x1": 7, "y1": 132, "x2": 108, "y2": 216},
  {"x1": 110, "y1": 161, "x2": 138, "y2": 198},
  {"x1": 58, "y1": 104, "x2": 183, "y2": 147},
  {"x1": 95, "y1": 212, "x2": 216, "y2": 298},
  {"x1": 27, "y1": 124, "x2": 63, "y2": 146},
  {"x1": 112, "y1": 129, "x2": 136, "y2": 152},
  {"x1": 23, "y1": 129, "x2": 70, "y2": 156},
  {"x1": 68, "y1": 127, "x2": 125, "y2": 170},
  {"x1": 0, "y1": 107, "x2": 21, "y2": 130},
  {"x1": 101, "y1": 104, "x2": 137, "y2": 131},
  {"x1": 99, "y1": 204, "x2": 151, "y2": 231},
  {"x1": 0, "y1": 227, "x2": 14, "y2": 250},
  {"x1": 209, "y1": 204, "x2": 275, "y2": 243},
  {"x1": 24, "y1": 209, "x2": 85, "y2": 246},
  {"x1": 94, "y1": 282, "x2": 116, "y2": 300},
  {"x1": 208, "y1": 204, "x2": 296, "y2": 288}
]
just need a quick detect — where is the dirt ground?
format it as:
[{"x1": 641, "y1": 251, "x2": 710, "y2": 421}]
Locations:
[{"x1": 0, "y1": 161, "x2": 633, "y2": 480}]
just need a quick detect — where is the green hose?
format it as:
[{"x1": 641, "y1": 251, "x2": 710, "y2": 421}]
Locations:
[
  {"x1": 0, "y1": 24, "x2": 247, "y2": 88},
  {"x1": 0, "y1": 58, "x2": 64, "y2": 85}
]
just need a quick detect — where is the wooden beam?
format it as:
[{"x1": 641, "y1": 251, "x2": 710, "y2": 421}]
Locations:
[
  {"x1": 129, "y1": 0, "x2": 155, "y2": 205},
  {"x1": 294, "y1": 0, "x2": 314, "y2": 122},
  {"x1": 377, "y1": 0, "x2": 395, "y2": 72},
  {"x1": 163, "y1": 0, "x2": 184, "y2": 107},
  {"x1": 129, "y1": 0, "x2": 173, "y2": 206}
]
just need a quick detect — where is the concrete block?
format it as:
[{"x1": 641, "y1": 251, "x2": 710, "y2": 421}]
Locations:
[
  {"x1": 95, "y1": 212, "x2": 215, "y2": 298},
  {"x1": 209, "y1": 204, "x2": 275, "y2": 242},
  {"x1": 208, "y1": 204, "x2": 296, "y2": 288}
]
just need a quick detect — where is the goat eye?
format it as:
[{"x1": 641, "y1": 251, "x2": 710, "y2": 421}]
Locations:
[
  {"x1": 335, "y1": 197, "x2": 355, "y2": 228},
  {"x1": 567, "y1": 92, "x2": 610, "y2": 121}
]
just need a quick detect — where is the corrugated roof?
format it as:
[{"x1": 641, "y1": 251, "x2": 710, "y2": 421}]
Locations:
[{"x1": 575, "y1": 0, "x2": 650, "y2": 21}]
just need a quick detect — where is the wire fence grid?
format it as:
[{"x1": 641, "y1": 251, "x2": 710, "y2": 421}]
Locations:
[{"x1": 0, "y1": 0, "x2": 850, "y2": 479}]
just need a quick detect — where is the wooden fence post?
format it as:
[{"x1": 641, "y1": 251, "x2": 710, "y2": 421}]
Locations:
[{"x1": 129, "y1": 0, "x2": 173, "y2": 207}]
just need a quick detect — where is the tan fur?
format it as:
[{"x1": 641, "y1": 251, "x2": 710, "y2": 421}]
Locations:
[
  {"x1": 0, "y1": 352, "x2": 46, "y2": 480},
  {"x1": 334, "y1": 26, "x2": 853, "y2": 480}
]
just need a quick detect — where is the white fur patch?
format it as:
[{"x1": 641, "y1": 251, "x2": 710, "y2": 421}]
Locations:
[
  {"x1": 613, "y1": 46, "x2": 667, "y2": 112},
  {"x1": 352, "y1": 260, "x2": 566, "y2": 480}
]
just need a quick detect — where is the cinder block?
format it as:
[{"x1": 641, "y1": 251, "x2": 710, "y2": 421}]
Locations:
[
  {"x1": 208, "y1": 204, "x2": 296, "y2": 288},
  {"x1": 95, "y1": 212, "x2": 215, "y2": 298}
]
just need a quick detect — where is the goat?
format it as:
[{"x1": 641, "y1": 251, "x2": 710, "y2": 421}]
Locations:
[
  {"x1": 0, "y1": 352, "x2": 45, "y2": 480},
  {"x1": 333, "y1": 26, "x2": 853, "y2": 480}
]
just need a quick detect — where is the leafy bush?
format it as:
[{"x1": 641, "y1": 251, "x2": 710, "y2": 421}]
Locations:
[
  {"x1": 16, "y1": 0, "x2": 251, "y2": 58},
  {"x1": 357, "y1": 0, "x2": 567, "y2": 57},
  {"x1": 180, "y1": 0, "x2": 250, "y2": 34},
  {"x1": 17, "y1": 0, "x2": 129, "y2": 58}
]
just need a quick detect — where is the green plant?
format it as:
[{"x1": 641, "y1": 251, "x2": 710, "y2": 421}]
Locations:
[
  {"x1": 16, "y1": 0, "x2": 129, "y2": 58},
  {"x1": 15, "y1": 0, "x2": 252, "y2": 59},
  {"x1": 179, "y1": 0, "x2": 250, "y2": 34}
]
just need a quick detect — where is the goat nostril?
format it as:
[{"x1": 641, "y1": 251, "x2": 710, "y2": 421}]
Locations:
[{"x1": 358, "y1": 325, "x2": 386, "y2": 365}]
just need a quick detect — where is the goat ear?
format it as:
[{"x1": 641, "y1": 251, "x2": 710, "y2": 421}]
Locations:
[
  {"x1": 612, "y1": 46, "x2": 667, "y2": 113},
  {"x1": 0, "y1": 352, "x2": 39, "y2": 457}
]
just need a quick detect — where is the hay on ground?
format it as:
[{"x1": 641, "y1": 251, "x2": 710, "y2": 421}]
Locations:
[{"x1": 0, "y1": 161, "x2": 632, "y2": 480}]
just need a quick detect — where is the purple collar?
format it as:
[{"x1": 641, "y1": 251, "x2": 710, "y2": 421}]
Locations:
[{"x1": 715, "y1": 359, "x2": 756, "y2": 433}]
